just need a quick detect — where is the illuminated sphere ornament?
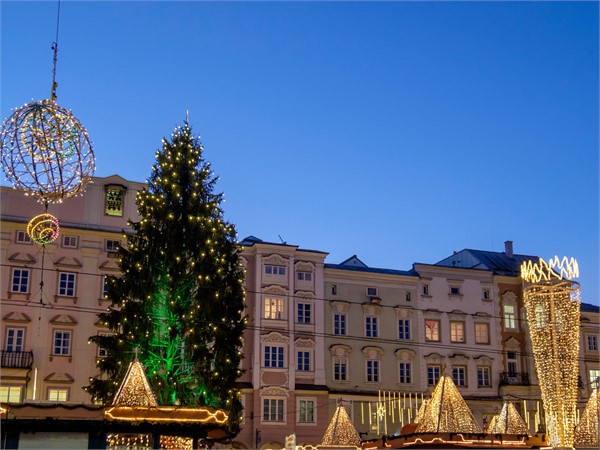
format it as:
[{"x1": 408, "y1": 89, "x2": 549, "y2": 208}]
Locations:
[
  {"x1": 27, "y1": 213, "x2": 60, "y2": 245},
  {"x1": 521, "y1": 256, "x2": 580, "y2": 449},
  {"x1": 1, "y1": 99, "x2": 95, "y2": 203}
]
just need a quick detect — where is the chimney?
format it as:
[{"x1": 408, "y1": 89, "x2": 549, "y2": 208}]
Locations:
[{"x1": 504, "y1": 240, "x2": 514, "y2": 258}]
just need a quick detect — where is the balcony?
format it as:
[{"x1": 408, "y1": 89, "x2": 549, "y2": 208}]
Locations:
[
  {"x1": 1, "y1": 350, "x2": 34, "y2": 369},
  {"x1": 499, "y1": 372, "x2": 530, "y2": 386}
]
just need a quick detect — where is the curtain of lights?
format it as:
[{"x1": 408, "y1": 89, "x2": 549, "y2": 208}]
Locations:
[{"x1": 521, "y1": 256, "x2": 580, "y2": 448}]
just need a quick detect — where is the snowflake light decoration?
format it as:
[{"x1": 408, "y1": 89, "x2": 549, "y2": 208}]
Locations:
[{"x1": 1, "y1": 99, "x2": 95, "y2": 203}]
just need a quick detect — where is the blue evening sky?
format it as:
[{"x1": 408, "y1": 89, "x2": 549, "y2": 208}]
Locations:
[{"x1": 2, "y1": 1, "x2": 598, "y2": 305}]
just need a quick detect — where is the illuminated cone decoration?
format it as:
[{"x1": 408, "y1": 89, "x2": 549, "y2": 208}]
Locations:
[
  {"x1": 521, "y1": 256, "x2": 580, "y2": 448},
  {"x1": 112, "y1": 356, "x2": 157, "y2": 407},
  {"x1": 489, "y1": 402, "x2": 529, "y2": 435},
  {"x1": 574, "y1": 386, "x2": 599, "y2": 448},
  {"x1": 321, "y1": 403, "x2": 361, "y2": 447},
  {"x1": 414, "y1": 374, "x2": 481, "y2": 433}
]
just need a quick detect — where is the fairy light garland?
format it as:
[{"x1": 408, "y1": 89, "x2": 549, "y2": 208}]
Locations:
[
  {"x1": 321, "y1": 404, "x2": 361, "y2": 447},
  {"x1": 27, "y1": 212, "x2": 60, "y2": 244},
  {"x1": 521, "y1": 256, "x2": 580, "y2": 448}
]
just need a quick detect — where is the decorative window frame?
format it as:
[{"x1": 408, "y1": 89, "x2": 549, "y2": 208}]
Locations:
[{"x1": 296, "y1": 397, "x2": 317, "y2": 425}]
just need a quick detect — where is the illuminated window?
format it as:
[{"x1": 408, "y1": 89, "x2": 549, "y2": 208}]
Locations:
[
  {"x1": 450, "y1": 321, "x2": 465, "y2": 343},
  {"x1": 398, "y1": 319, "x2": 411, "y2": 340},
  {"x1": 333, "y1": 357, "x2": 348, "y2": 381},
  {"x1": 105, "y1": 185, "x2": 125, "y2": 217},
  {"x1": 15, "y1": 230, "x2": 31, "y2": 244},
  {"x1": 58, "y1": 272, "x2": 76, "y2": 297},
  {"x1": 297, "y1": 271, "x2": 312, "y2": 281},
  {"x1": 366, "y1": 359, "x2": 380, "y2": 382},
  {"x1": 399, "y1": 362, "x2": 412, "y2": 384},
  {"x1": 0, "y1": 386, "x2": 22, "y2": 402},
  {"x1": 365, "y1": 316, "x2": 378, "y2": 338},
  {"x1": 264, "y1": 297, "x2": 284, "y2": 320},
  {"x1": 62, "y1": 235, "x2": 78, "y2": 248},
  {"x1": 264, "y1": 346, "x2": 284, "y2": 368},
  {"x1": 333, "y1": 313, "x2": 346, "y2": 335},
  {"x1": 425, "y1": 320, "x2": 440, "y2": 342},
  {"x1": 265, "y1": 265, "x2": 286, "y2": 276},
  {"x1": 475, "y1": 323, "x2": 490, "y2": 344},
  {"x1": 11, "y1": 268, "x2": 30, "y2": 293},
  {"x1": 263, "y1": 398, "x2": 284, "y2": 422},
  {"x1": 297, "y1": 351, "x2": 310, "y2": 371},
  {"x1": 504, "y1": 305, "x2": 516, "y2": 330},
  {"x1": 427, "y1": 365, "x2": 441, "y2": 386},
  {"x1": 47, "y1": 387, "x2": 69, "y2": 402},
  {"x1": 589, "y1": 369, "x2": 600, "y2": 389},
  {"x1": 586, "y1": 335, "x2": 598, "y2": 351},
  {"x1": 477, "y1": 366, "x2": 491, "y2": 387},
  {"x1": 452, "y1": 366, "x2": 466, "y2": 386},
  {"x1": 297, "y1": 302, "x2": 311, "y2": 324},
  {"x1": 52, "y1": 330, "x2": 71, "y2": 355},
  {"x1": 298, "y1": 399, "x2": 315, "y2": 423},
  {"x1": 5, "y1": 328, "x2": 25, "y2": 352}
]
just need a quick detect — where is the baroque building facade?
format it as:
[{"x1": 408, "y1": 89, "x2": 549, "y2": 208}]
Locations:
[{"x1": 1, "y1": 177, "x2": 598, "y2": 449}]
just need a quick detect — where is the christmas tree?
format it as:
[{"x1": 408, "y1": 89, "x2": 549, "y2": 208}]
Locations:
[{"x1": 86, "y1": 120, "x2": 246, "y2": 433}]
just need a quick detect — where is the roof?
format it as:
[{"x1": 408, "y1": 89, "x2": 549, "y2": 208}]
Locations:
[
  {"x1": 435, "y1": 248, "x2": 538, "y2": 276},
  {"x1": 325, "y1": 263, "x2": 417, "y2": 277}
]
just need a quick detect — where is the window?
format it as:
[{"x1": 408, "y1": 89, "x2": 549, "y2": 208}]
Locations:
[
  {"x1": 333, "y1": 313, "x2": 346, "y2": 336},
  {"x1": 475, "y1": 323, "x2": 490, "y2": 344},
  {"x1": 507, "y1": 351, "x2": 518, "y2": 376},
  {"x1": 399, "y1": 362, "x2": 412, "y2": 384},
  {"x1": 0, "y1": 386, "x2": 22, "y2": 402},
  {"x1": 105, "y1": 240, "x2": 120, "y2": 253},
  {"x1": 398, "y1": 319, "x2": 411, "y2": 340},
  {"x1": 589, "y1": 369, "x2": 600, "y2": 389},
  {"x1": 331, "y1": 284, "x2": 337, "y2": 295},
  {"x1": 48, "y1": 387, "x2": 69, "y2": 402},
  {"x1": 297, "y1": 271, "x2": 312, "y2": 282},
  {"x1": 58, "y1": 272, "x2": 76, "y2": 297},
  {"x1": 102, "y1": 275, "x2": 115, "y2": 298},
  {"x1": 263, "y1": 398, "x2": 284, "y2": 422},
  {"x1": 452, "y1": 366, "x2": 466, "y2": 386},
  {"x1": 425, "y1": 320, "x2": 440, "y2": 342},
  {"x1": 97, "y1": 332, "x2": 111, "y2": 358},
  {"x1": 297, "y1": 303, "x2": 311, "y2": 324},
  {"x1": 105, "y1": 185, "x2": 125, "y2": 217},
  {"x1": 15, "y1": 230, "x2": 31, "y2": 244},
  {"x1": 366, "y1": 359, "x2": 380, "y2": 382},
  {"x1": 298, "y1": 399, "x2": 315, "y2": 423},
  {"x1": 265, "y1": 265, "x2": 286, "y2": 276},
  {"x1": 5, "y1": 328, "x2": 25, "y2": 352},
  {"x1": 450, "y1": 287, "x2": 461, "y2": 295},
  {"x1": 504, "y1": 305, "x2": 516, "y2": 330},
  {"x1": 333, "y1": 357, "x2": 348, "y2": 381},
  {"x1": 366, "y1": 287, "x2": 378, "y2": 296},
  {"x1": 62, "y1": 235, "x2": 78, "y2": 248},
  {"x1": 450, "y1": 321, "x2": 465, "y2": 343},
  {"x1": 423, "y1": 284, "x2": 429, "y2": 295},
  {"x1": 264, "y1": 297, "x2": 284, "y2": 320},
  {"x1": 587, "y1": 335, "x2": 598, "y2": 351},
  {"x1": 427, "y1": 365, "x2": 441, "y2": 386},
  {"x1": 406, "y1": 292, "x2": 411, "y2": 302},
  {"x1": 297, "y1": 351, "x2": 310, "y2": 371},
  {"x1": 477, "y1": 366, "x2": 491, "y2": 387},
  {"x1": 264, "y1": 346, "x2": 284, "y2": 368},
  {"x1": 11, "y1": 268, "x2": 30, "y2": 293},
  {"x1": 365, "y1": 316, "x2": 378, "y2": 338},
  {"x1": 52, "y1": 330, "x2": 71, "y2": 355},
  {"x1": 483, "y1": 289, "x2": 491, "y2": 300}
]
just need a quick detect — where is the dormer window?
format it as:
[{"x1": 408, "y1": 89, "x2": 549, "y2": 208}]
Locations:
[{"x1": 105, "y1": 185, "x2": 126, "y2": 217}]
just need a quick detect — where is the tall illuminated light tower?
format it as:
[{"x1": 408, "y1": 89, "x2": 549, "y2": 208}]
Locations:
[{"x1": 520, "y1": 256, "x2": 580, "y2": 449}]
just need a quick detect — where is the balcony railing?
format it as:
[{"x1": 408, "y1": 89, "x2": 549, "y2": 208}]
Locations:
[
  {"x1": 1, "y1": 350, "x2": 33, "y2": 369},
  {"x1": 499, "y1": 372, "x2": 530, "y2": 386}
]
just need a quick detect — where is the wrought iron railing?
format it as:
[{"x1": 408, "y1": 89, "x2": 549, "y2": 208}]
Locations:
[
  {"x1": 0, "y1": 350, "x2": 33, "y2": 369},
  {"x1": 499, "y1": 372, "x2": 530, "y2": 386}
]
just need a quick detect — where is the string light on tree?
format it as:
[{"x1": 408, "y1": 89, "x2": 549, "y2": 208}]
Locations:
[
  {"x1": 521, "y1": 256, "x2": 580, "y2": 448},
  {"x1": 27, "y1": 212, "x2": 59, "y2": 244}
]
